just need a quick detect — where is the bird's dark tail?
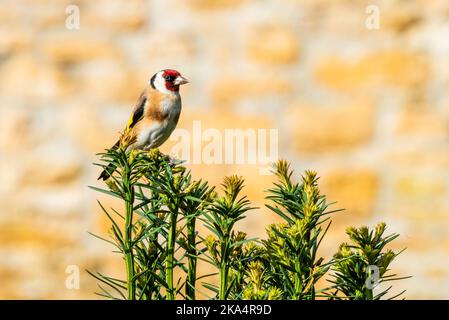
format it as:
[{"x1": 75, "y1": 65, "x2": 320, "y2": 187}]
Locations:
[
  {"x1": 98, "y1": 163, "x2": 117, "y2": 181},
  {"x1": 98, "y1": 140, "x2": 120, "y2": 181}
]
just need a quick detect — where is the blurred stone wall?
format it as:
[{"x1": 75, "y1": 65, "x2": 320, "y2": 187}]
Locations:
[{"x1": 1, "y1": 0, "x2": 448, "y2": 299}]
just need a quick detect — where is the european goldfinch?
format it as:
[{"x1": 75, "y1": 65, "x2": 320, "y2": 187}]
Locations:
[{"x1": 98, "y1": 69, "x2": 189, "y2": 180}]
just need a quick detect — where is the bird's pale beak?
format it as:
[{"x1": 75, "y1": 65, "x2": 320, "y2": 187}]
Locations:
[{"x1": 174, "y1": 76, "x2": 189, "y2": 86}]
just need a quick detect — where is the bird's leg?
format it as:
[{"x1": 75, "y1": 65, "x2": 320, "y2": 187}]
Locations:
[
  {"x1": 167, "y1": 154, "x2": 183, "y2": 167},
  {"x1": 143, "y1": 147, "x2": 184, "y2": 167}
]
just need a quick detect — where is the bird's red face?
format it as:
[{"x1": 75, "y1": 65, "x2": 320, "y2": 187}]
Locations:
[{"x1": 162, "y1": 69, "x2": 189, "y2": 92}]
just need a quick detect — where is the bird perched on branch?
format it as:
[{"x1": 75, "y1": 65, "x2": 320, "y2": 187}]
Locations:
[{"x1": 98, "y1": 69, "x2": 189, "y2": 180}]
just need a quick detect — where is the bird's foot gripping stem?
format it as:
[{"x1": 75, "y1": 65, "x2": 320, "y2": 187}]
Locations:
[{"x1": 167, "y1": 155, "x2": 184, "y2": 167}]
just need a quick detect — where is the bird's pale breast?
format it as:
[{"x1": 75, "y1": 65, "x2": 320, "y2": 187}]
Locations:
[{"x1": 136, "y1": 95, "x2": 181, "y2": 150}]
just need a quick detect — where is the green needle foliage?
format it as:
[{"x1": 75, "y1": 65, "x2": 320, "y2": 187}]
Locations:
[
  {"x1": 90, "y1": 148, "x2": 408, "y2": 300},
  {"x1": 259, "y1": 161, "x2": 337, "y2": 299},
  {"x1": 329, "y1": 223, "x2": 409, "y2": 300},
  {"x1": 202, "y1": 176, "x2": 255, "y2": 300}
]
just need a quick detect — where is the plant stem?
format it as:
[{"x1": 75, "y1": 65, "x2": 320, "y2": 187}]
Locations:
[
  {"x1": 219, "y1": 239, "x2": 229, "y2": 300},
  {"x1": 166, "y1": 204, "x2": 178, "y2": 300},
  {"x1": 123, "y1": 174, "x2": 136, "y2": 300},
  {"x1": 186, "y1": 217, "x2": 197, "y2": 300},
  {"x1": 365, "y1": 287, "x2": 373, "y2": 300}
]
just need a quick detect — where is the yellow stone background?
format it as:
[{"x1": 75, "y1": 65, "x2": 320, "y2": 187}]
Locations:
[{"x1": 1, "y1": 0, "x2": 448, "y2": 299}]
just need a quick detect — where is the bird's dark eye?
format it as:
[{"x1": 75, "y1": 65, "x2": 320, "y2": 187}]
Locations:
[{"x1": 164, "y1": 75, "x2": 174, "y2": 81}]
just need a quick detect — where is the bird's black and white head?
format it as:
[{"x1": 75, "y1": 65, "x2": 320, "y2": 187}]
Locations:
[{"x1": 150, "y1": 69, "x2": 189, "y2": 94}]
